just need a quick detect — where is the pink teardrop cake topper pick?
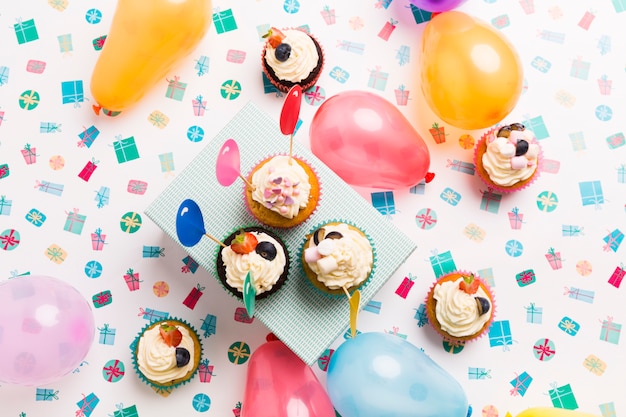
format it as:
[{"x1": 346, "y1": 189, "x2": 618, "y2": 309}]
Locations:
[
  {"x1": 216, "y1": 138, "x2": 254, "y2": 189},
  {"x1": 279, "y1": 85, "x2": 302, "y2": 163}
]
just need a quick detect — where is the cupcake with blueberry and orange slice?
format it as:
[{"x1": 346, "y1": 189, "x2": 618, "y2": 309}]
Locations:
[
  {"x1": 261, "y1": 26, "x2": 324, "y2": 93},
  {"x1": 131, "y1": 318, "x2": 202, "y2": 396},
  {"x1": 425, "y1": 271, "x2": 495, "y2": 344}
]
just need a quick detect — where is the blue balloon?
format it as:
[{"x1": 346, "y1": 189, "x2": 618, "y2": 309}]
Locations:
[
  {"x1": 327, "y1": 332, "x2": 468, "y2": 417},
  {"x1": 175, "y1": 199, "x2": 206, "y2": 247}
]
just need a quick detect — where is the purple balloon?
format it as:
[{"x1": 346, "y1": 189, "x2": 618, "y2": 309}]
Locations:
[
  {"x1": 409, "y1": 0, "x2": 467, "y2": 12},
  {"x1": 0, "y1": 275, "x2": 95, "y2": 386}
]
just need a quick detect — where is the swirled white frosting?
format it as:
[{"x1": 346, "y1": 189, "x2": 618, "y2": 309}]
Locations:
[
  {"x1": 251, "y1": 155, "x2": 312, "y2": 219},
  {"x1": 221, "y1": 231, "x2": 287, "y2": 294},
  {"x1": 265, "y1": 29, "x2": 319, "y2": 83},
  {"x1": 481, "y1": 129, "x2": 540, "y2": 187},
  {"x1": 433, "y1": 277, "x2": 492, "y2": 338},
  {"x1": 137, "y1": 324, "x2": 195, "y2": 383},
  {"x1": 305, "y1": 223, "x2": 373, "y2": 290}
]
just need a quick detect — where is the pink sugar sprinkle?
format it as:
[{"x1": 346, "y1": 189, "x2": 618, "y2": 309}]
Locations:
[
  {"x1": 279, "y1": 206, "x2": 288, "y2": 214},
  {"x1": 264, "y1": 189, "x2": 273, "y2": 199},
  {"x1": 293, "y1": 189, "x2": 300, "y2": 196},
  {"x1": 272, "y1": 188, "x2": 282, "y2": 194},
  {"x1": 272, "y1": 176, "x2": 283, "y2": 184},
  {"x1": 284, "y1": 178, "x2": 292, "y2": 187},
  {"x1": 284, "y1": 196, "x2": 294, "y2": 205}
]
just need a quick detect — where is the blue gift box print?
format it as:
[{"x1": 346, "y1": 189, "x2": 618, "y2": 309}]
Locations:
[
  {"x1": 61, "y1": 80, "x2": 84, "y2": 105},
  {"x1": 489, "y1": 320, "x2": 513, "y2": 349},
  {"x1": 371, "y1": 191, "x2": 395, "y2": 216}
]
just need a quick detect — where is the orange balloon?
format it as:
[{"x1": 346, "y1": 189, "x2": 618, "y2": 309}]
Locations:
[
  {"x1": 419, "y1": 11, "x2": 523, "y2": 130},
  {"x1": 90, "y1": 0, "x2": 212, "y2": 113}
]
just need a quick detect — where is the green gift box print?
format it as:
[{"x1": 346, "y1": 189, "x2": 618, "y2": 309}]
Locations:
[
  {"x1": 113, "y1": 137, "x2": 140, "y2": 163},
  {"x1": 213, "y1": 9, "x2": 238, "y2": 34},
  {"x1": 14, "y1": 19, "x2": 39, "y2": 44},
  {"x1": 549, "y1": 383, "x2": 578, "y2": 410}
]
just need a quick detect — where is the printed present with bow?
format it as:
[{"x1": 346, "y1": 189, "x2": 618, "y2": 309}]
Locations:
[
  {"x1": 429, "y1": 250, "x2": 456, "y2": 278},
  {"x1": 57, "y1": 33, "x2": 73, "y2": 53},
  {"x1": 395, "y1": 273, "x2": 416, "y2": 299},
  {"x1": 127, "y1": 179, "x2": 148, "y2": 195},
  {"x1": 533, "y1": 338, "x2": 555, "y2": 361},
  {"x1": 195, "y1": 55, "x2": 209, "y2": 75},
  {"x1": 61, "y1": 80, "x2": 84, "y2": 106},
  {"x1": 159, "y1": 152, "x2": 175, "y2": 173},
  {"x1": 363, "y1": 300, "x2": 382, "y2": 314},
  {"x1": 36, "y1": 388, "x2": 59, "y2": 401},
  {"x1": 123, "y1": 269, "x2": 142, "y2": 291},
  {"x1": 569, "y1": 131, "x2": 586, "y2": 151},
  {"x1": 113, "y1": 136, "x2": 140, "y2": 163},
  {"x1": 522, "y1": 114, "x2": 549, "y2": 139},
  {"x1": 103, "y1": 359, "x2": 124, "y2": 382},
  {"x1": 192, "y1": 95, "x2": 207, "y2": 116},
  {"x1": 578, "y1": 10, "x2": 595, "y2": 29},
  {"x1": 414, "y1": 304, "x2": 429, "y2": 327},
  {"x1": 409, "y1": 4, "x2": 432, "y2": 24},
  {"x1": 578, "y1": 180, "x2": 604, "y2": 206},
  {"x1": 213, "y1": 8, "x2": 238, "y2": 33},
  {"x1": 583, "y1": 354, "x2": 606, "y2": 376},
  {"x1": 317, "y1": 349, "x2": 334, "y2": 371},
  {"x1": 480, "y1": 189, "x2": 502, "y2": 214},
  {"x1": 94, "y1": 186, "x2": 110, "y2": 209},
  {"x1": 378, "y1": 18, "x2": 397, "y2": 41},
  {"x1": 603, "y1": 229, "x2": 623, "y2": 252},
  {"x1": 77, "y1": 125, "x2": 100, "y2": 148},
  {"x1": 367, "y1": 66, "x2": 388, "y2": 91},
  {"x1": 468, "y1": 367, "x2": 491, "y2": 380},
  {"x1": 605, "y1": 132, "x2": 625, "y2": 150},
  {"x1": 599, "y1": 402, "x2": 616, "y2": 417},
  {"x1": 429, "y1": 123, "x2": 447, "y2": 144},
  {"x1": 464, "y1": 224, "x2": 485, "y2": 242},
  {"x1": 538, "y1": 29, "x2": 565, "y2": 43},
  {"x1": 92, "y1": 35, "x2": 107, "y2": 50},
  {"x1": 617, "y1": 164, "x2": 626, "y2": 184},
  {"x1": 569, "y1": 57, "x2": 591, "y2": 80},
  {"x1": 613, "y1": 0, "x2": 626, "y2": 12},
  {"x1": 14, "y1": 18, "x2": 39, "y2": 44},
  {"x1": 139, "y1": 307, "x2": 169, "y2": 322},
  {"x1": 488, "y1": 320, "x2": 513, "y2": 349},
  {"x1": 304, "y1": 86, "x2": 324, "y2": 104},
  {"x1": 396, "y1": 45, "x2": 410, "y2": 66},
  {"x1": 181, "y1": 255, "x2": 199, "y2": 273},
  {"x1": 549, "y1": 383, "x2": 578, "y2": 410},
  {"x1": 564, "y1": 286, "x2": 595, "y2": 303},
  {"x1": 198, "y1": 359, "x2": 215, "y2": 383},
  {"x1": 228, "y1": 341, "x2": 251, "y2": 364},
  {"x1": 26, "y1": 59, "x2": 46, "y2": 73},
  {"x1": 21, "y1": 144, "x2": 38, "y2": 164},
  {"x1": 76, "y1": 392, "x2": 99, "y2": 417},
  {"x1": 491, "y1": 14, "x2": 510, "y2": 29},
  {"x1": 262, "y1": 72, "x2": 279, "y2": 94},
  {"x1": 78, "y1": 159, "x2": 98, "y2": 182},
  {"x1": 608, "y1": 265, "x2": 625, "y2": 288},
  {"x1": 509, "y1": 371, "x2": 533, "y2": 396},
  {"x1": 320, "y1": 6, "x2": 336, "y2": 25},
  {"x1": 143, "y1": 245, "x2": 164, "y2": 258},
  {"x1": 233, "y1": 402, "x2": 242, "y2": 417},
  {"x1": 35, "y1": 180, "x2": 64, "y2": 196},
  {"x1": 92, "y1": 290, "x2": 112, "y2": 308},
  {"x1": 19, "y1": 89, "x2": 40, "y2": 110},
  {"x1": 440, "y1": 187, "x2": 461, "y2": 206},
  {"x1": 98, "y1": 324, "x2": 116, "y2": 345},
  {"x1": 508, "y1": 207, "x2": 524, "y2": 229},
  {"x1": 329, "y1": 66, "x2": 349, "y2": 83},
  {"x1": 45, "y1": 244, "x2": 66, "y2": 264},
  {"x1": 545, "y1": 248, "x2": 563, "y2": 270},
  {"x1": 0, "y1": 164, "x2": 10, "y2": 180},
  {"x1": 477, "y1": 268, "x2": 495, "y2": 287},
  {"x1": 64, "y1": 209, "x2": 86, "y2": 235},
  {"x1": 112, "y1": 404, "x2": 138, "y2": 417},
  {"x1": 91, "y1": 228, "x2": 106, "y2": 250},
  {"x1": 26, "y1": 208, "x2": 46, "y2": 227},
  {"x1": 148, "y1": 110, "x2": 169, "y2": 128},
  {"x1": 562, "y1": 225, "x2": 584, "y2": 237},
  {"x1": 220, "y1": 80, "x2": 241, "y2": 100},
  {"x1": 0, "y1": 66, "x2": 8, "y2": 85},
  {"x1": 165, "y1": 76, "x2": 187, "y2": 101},
  {"x1": 599, "y1": 316, "x2": 621, "y2": 344},
  {"x1": 525, "y1": 303, "x2": 542, "y2": 324},
  {"x1": 201, "y1": 313, "x2": 217, "y2": 337},
  {"x1": 394, "y1": 85, "x2": 409, "y2": 105},
  {"x1": 0, "y1": 196, "x2": 11, "y2": 216},
  {"x1": 184, "y1": 284, "x2": 205, "y2": 310},
  {"x1": 410, "y1": 179, "x2": 426, "y2": 195},
  {"x1": 226, "y1": 49, "x2": 246, "y2": 64},
  {"x1": 598, "y1": 74, "x2": 612, "y2": 95},
  {"x1": 371, "y1": 191, "x2": 395, "y2": 216},
  {"x1": 234, "y1": 307, "x2": 254, "y2": 323},
  {"x1": 558, "y1": 316, "x2": 580, "y2": 335},
  {"x1": 446, "y1": 159, "x2": 475, "y2": 175}
]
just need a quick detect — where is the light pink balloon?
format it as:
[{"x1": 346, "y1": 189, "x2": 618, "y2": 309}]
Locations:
[
  {"x1": 0, "y1": 275, "x2": 95, "y2": 386},
  {"x1": 242, "y1": 340, "x2": 335, "y2": 417},
  {"x1": 216, "y1": 139, "x2": 241, "y2": 186},
  {"x1": 309, "y1": 90, "x2": 431, "y2": 189}
]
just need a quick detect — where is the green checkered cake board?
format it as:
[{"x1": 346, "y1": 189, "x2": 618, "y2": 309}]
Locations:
[{"x1": 144, "y1": 102, "x2": 416, "y2": 365}]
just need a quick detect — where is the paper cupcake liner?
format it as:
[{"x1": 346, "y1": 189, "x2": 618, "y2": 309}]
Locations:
[
  {"x1": 130, "y1": 317, "x2": 203, "y2": 396},
  {"x1": 424, "y1": 271, "x2": 496, "y2": 344},
  {"x1": 213, "y1": 225, "x2": 291, "y2": 300},
  {"x1": 243, "y1": 153, "x2": 322, "y2": 229},
  {"x1": 299, "y1": 219, "x2": 377, "y2": 300},
  {"x1": 474, "y1": 127, "x2": 543, "y2": 194},
  {"x1": 261, "y1": 28, "x2": 325, "y2": 93}
]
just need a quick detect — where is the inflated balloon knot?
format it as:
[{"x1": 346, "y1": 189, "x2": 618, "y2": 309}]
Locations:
[
  {"x1": 92, "y1": 104, "x2": 102, "y2": 115},
  {"x1": 425, "y1": 172, "x2": 435, "y2": 183}
]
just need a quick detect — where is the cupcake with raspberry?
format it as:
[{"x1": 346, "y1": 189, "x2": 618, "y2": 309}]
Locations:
[
  {"x1": 425, "y1": 272, "x2": 495, "y2": 344},
  {"x1": 301, "y1": 221, "x2": 375, "y2": 298},
  {"x1": 244, "y1": 154, "x2": 321, "y2": 228},
  {"x1": 215, "y1": 226, "x2": 290, "y2": 300},
  {"x1": 474, "y1": 122, "x2": 542, "y2": 193},
  {"x1": 261, "y1": 27, "x2": 324, "y2": 93},
  {"x1": 131, "y1": 318, "x2": 202, "y2": 396}
]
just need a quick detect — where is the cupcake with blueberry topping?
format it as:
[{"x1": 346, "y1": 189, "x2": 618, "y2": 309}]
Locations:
[
  {"x1": 131, "y1": 318, "x2": 202, "y2": 396},
  {"x1": 261, "y1": 27, "x2": 324, "y2": 93},
  {"x1": 425, "y1": 271, "x2": 495, "y2": 344},
  {"x1": 474, "y1": 122, "x2": 542, "y2": 193}
]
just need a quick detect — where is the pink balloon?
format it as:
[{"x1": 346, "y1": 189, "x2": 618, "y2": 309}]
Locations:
[
  {"x1": 216, "y1": 139, "x2": 241, "y2": 186},
  {"x1": 0, "y1": 275, "x2": 95, "y2": 386},
  {"x1": 242, "y1": 340, "x2": 335, "y2": 417},
  {"x1": 309, "y1": 90, "x2": 431, "y2": 189}
]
